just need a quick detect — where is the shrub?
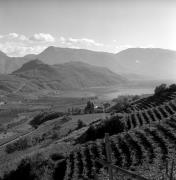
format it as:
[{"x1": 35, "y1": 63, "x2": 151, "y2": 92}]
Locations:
[
  {"x1": 53, "y1": 160, "x2": 66, "y2": 180},
  {"x1": 84, "y1": 101, "x2": 94, "y2": 114},
  {"x1": 50, "y1": 153, "x2": 65, "y2": 162},
  {"x1": 111, "y1": 95, "x2": 131, "y2": 113},
  {"x1": 5, "y1": 135, "x2": 47, "y2": 154},
  {"x1": 76, "y1": 119, "x2": 86, "y2": 130},
  {"x1": 77, "y1": 115, "x2": 125, "y2": 143},
  {"x1": 5, "y1": 137, "x2": 30, "y2": 154},
  {"x1": 3, "y1": 153, "x2": 55, "y2": 180},
  {"x1": 169, "y1": 84, "x2": 176, "y2": 91},
  {"x1": 154, "y1": 84, "x2": 167, "y2": 95},
  {"x1": 30, "y1": 111, "x2": 64, "y2": 128},
  {"x1": 51, "y1": 132, "x2": 58, "y2": 140}
]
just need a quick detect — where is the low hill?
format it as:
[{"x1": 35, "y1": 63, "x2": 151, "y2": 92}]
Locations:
[{"x1": 12, "y1": 59, "x2": 128, "y2": 90}]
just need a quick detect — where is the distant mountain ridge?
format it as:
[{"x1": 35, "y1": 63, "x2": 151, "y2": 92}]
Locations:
[
  {"x1": 0, "y1": 47, "x2": 176, "y2": 80},
  {"x1": 0, "y1": 51, "x2": 31, "y2": 74},
  {"x1": 114, "y1": 48, "x2": 176, "y2": 80}
]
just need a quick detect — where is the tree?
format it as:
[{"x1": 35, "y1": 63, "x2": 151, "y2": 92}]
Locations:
[
  {"x1": 111, "y1": 95, "x2": 130, "y2": 113},
  {"x1": 67, "y1": 108, "x2": 71, "y2": 115},
  {"x1": 76, "y1": 119, "x2": 86, "y2": 130},
  {"x1": 154, "y1": 84, "x2": 167, "y2": 95},
  {"x1": 103, "y1": 102, "x2": 110, "y2": 109},
  {"x1": 84, "y1": 101, "x2": 94, "y2": 114},
  {"x1": 169, "y1": 84, "x2": 176, "y2": 91}
]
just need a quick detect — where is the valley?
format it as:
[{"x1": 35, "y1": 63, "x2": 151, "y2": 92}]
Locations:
[{"x1": 0, "y1": 80, "x2": 176, "y2": 180}]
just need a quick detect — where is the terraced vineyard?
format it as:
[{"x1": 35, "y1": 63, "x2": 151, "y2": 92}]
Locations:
[
  {"x1": 125, "y1": 90, "x2": 176, "y2": 113},
  {"x1": 64, "y1": 116, "x2": 176, "y2": 180},
  {"x1": 62, "y1": 88, "x2": 176, "y2": 180},
  {"x1": 78, "y1": 98, "x2": 176, "y2": 143},
  {"x1": 123, "y1": 99, "x2": 176, "y2": 131},
  {"x1": 4, "y1": 85, "x2": 176, "y2": 180}
]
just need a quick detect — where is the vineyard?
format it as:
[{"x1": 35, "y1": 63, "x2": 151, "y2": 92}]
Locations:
[
  {"x1": 62, "y1": 87, "x2": 176, "y2": 180},
  {"x1": 2, "y1": 85, "x2": 176, "y2": 180},
  {"x1": 77, "y1": 99, "x2": 176, "y2": 143},
  {"x1": 123, "y1": 99, "x2": 176, "y2": 130},
  {"x1": 125, "y1": 89, "x2": 176, "y2": 113}
]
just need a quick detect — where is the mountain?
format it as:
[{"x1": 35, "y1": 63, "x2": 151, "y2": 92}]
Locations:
[
  {"x1": 37, "y1": 46, "x2": 126, "y2": 73},
  {"x1": 12, "y1": 60, "x2": 127, "y2": 90},
  {"x1": 36, "y1": 47, "x2": 176, "y2": 80},
  {"x1": 115, "y1": 48, "x2": 176, "y2": 80},
  {"x1": 1, "y1": 47, "x2": 176, "y2": 80},
  {"x1": 0, "y1": 51, "x2": 30, "y2": 74},
  {"x1": 0, "y1": 48, "x2": 124, "y2": 74}
]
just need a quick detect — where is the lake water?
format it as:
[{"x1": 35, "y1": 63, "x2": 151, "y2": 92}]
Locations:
[
  {"x1": 99, "y1": 87, "x2": 154, "y2": 100},
  {"x1": 54, "y1": 86, "x2": 155, "y2": 101}
]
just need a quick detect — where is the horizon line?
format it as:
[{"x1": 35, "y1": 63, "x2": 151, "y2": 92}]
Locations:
[{"x1": 1, "y1": 46, "x2": 175, "y2": 58}]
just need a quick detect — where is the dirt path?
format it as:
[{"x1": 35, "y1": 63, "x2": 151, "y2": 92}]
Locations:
[{"x1": 0, "y1": 129, "x2": 35, "y2": 149}]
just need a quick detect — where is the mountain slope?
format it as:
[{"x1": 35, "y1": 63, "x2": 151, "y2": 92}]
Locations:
[
  {"x1": 12, "y1": 60, "x2": 127, "y2": 90},
  {"x1": 0, "y1": 73, "x2": 42, "y2": 94},
  {"x1": 0, "y1": 52, "x2": 30, "y2": 74}
]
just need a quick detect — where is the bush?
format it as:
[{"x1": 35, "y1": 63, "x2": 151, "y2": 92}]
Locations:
[
  {"x1": 5, "y1": 137, "x2": 30, "y2": 154},
  {"x1": 53, "y1": 160, "x2": 66, "y2": 180},
  {"x1": 51, "y1": 132, "x2": 58, "y2": 140},
  {"x1": 77, "y1": 115, "x2": 125, "y2": 143},
  {"x1": 154, "y1": 83, "x2": 176, "y2": 95},
  {"x1": 169, "y1": 84, "x2": 176, "y2": 91},
  {"x1": 76, "y1": 119, "x2": 86, "y2": 130},
  {"x1": 5, "y1": 135, "x2": 46, "y2": 154},
  {"x1": 30, "y1": 111, "x2": 64, "y2": 128},
  {"x1": 111, "y1": 95, "x2": 131, "y2": 113},
  {"x1": 2, "y1": 153, "x2": 55, "y2": 180},
  {"x1": 84, "y1": 101, "x2": 94, "y2": 114},
  {"x1": 50, "y1": 153, "x2": 65, "y2": 161},
  {"x1": 154, "y1": 84, "x2": 167, "y2": 95}
]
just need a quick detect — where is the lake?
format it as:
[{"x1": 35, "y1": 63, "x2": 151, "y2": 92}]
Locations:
[
  {"x1": 98, "y1": 87, "x2": 154, "y2": 100},
  {"x1": 46, "y1": 85, "x2": 155, "y2": 101}
]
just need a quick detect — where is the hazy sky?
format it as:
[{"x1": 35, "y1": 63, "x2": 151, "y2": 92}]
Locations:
[{"x1": 0, "y1": 0, "x2": 176, "y2": 56}]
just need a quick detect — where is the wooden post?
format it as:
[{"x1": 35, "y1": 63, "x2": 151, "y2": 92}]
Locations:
[
  {"x1": 93, "y1": 169, "x2": 98, "y2": 180},
  {"x1": 169, "y1": 160, "x2": 174, "y2": 180},
  {"x1": 96, "y1": 158, "x2": 151, "y2": 180},
  {"x1": 105, "y1": 133, "x2": 114, "y2": 180},
  {"x1": 165, "y1": 159, "x2": 169, "y2": 177},
  {"x1": 96, "y1": 133, "x2": 152, "y2": 180}
]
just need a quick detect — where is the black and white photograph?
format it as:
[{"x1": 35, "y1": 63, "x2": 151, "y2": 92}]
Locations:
[{"x1": 0, "y1": 0, "x2": 176, "y2": 179}]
